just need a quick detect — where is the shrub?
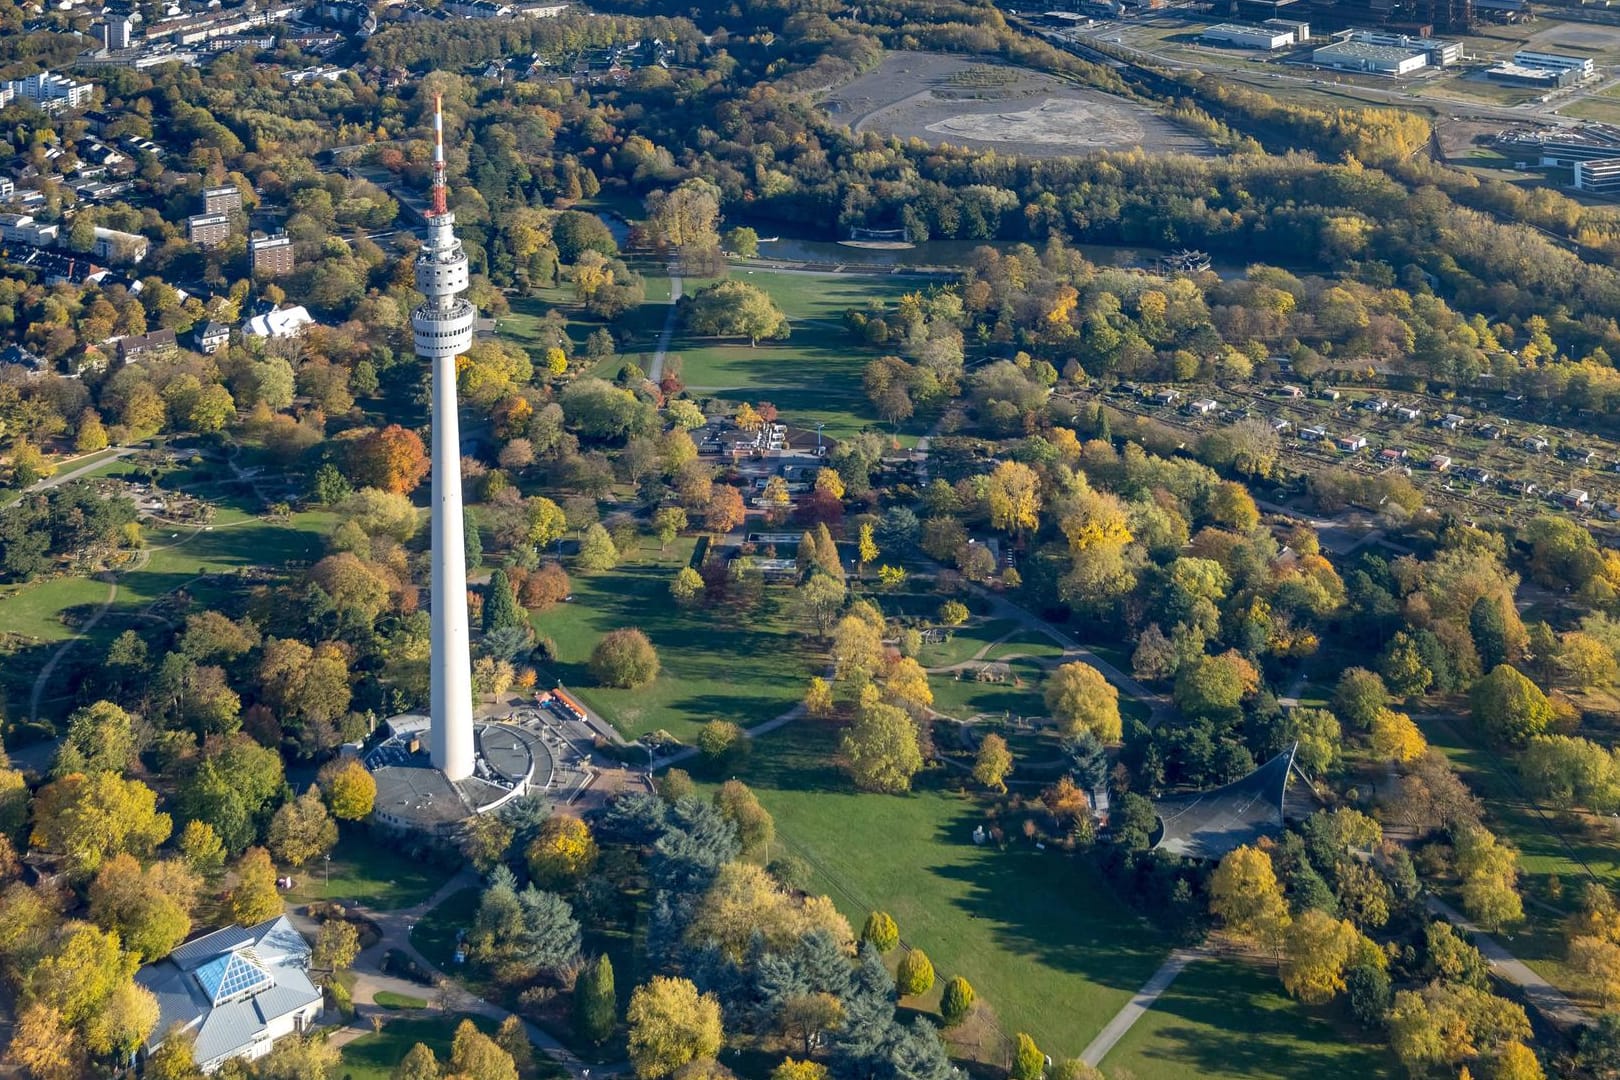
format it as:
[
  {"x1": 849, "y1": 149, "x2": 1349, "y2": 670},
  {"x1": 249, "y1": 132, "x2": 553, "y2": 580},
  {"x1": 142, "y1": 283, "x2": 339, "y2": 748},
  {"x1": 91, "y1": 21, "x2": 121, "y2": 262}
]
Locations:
[
  {"x1": 896, "y1": 949, "x2": 934, "y2": 997},
  {"x1": 590, "y1": 628, "x2": 660, "y2": 688},
  {"x1": 861, "y1": 911, "x2": 899, "y2": 952},
  {"x1": 940, "y1": 976, "x2": 974, "y2": 1027}
]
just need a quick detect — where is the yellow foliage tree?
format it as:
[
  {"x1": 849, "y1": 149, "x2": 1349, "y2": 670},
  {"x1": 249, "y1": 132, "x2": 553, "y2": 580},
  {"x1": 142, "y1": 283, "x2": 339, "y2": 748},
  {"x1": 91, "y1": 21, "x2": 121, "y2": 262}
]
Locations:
[{"x1": 1209, "y1": 845, "x2": 1290, "y2": 950}]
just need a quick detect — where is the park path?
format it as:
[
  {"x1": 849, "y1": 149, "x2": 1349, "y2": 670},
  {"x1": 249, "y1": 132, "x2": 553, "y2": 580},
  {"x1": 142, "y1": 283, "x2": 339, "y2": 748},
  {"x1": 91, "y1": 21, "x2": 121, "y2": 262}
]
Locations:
[
  {"x1": 22, "y1": 445, "x2": 139, "y2": 494},
  {"x1": 1080, "y1": 948, "x2": 1209, "y2": 1068},
  {"x1": 296, "y1": 869, "x2": 625, "y2": 1077},
  {"x1": 1424, "y1": 895, "x2": 1591, "y2": 1030},
  {"x1": 646, "y1": 270, "x2": 682, "y2": 383}
]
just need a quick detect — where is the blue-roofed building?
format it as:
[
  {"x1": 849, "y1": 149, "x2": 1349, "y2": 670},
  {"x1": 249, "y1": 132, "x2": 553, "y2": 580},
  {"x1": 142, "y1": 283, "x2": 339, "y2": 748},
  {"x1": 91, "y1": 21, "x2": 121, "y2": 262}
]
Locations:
[{"x1": 136, "y1": 916, "x2": 323, "y2": 1072}]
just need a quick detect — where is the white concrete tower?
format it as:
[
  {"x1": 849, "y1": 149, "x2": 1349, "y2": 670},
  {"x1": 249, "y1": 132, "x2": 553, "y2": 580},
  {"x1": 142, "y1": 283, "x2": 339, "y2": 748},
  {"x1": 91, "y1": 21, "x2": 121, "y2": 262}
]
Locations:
[{"x1": 413, "y1": 94, "x2": 476, "y2": 782}]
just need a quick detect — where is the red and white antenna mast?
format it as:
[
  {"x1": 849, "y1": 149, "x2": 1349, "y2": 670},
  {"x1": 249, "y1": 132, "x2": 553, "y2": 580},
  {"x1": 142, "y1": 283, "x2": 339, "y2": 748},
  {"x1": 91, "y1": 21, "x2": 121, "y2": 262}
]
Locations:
[{"x1": 430, "y1": 93, "x2": 448, "y2": 217}]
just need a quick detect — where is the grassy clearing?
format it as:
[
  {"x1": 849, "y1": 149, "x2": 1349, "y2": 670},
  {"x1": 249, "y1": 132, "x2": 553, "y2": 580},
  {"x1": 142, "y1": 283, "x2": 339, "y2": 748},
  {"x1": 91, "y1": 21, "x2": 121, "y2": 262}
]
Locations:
[
  {"x1": 725, "y1": 720, "x2": 1169, "y2": 1058},
  {"x1": 374, "y1": 991, "x2": 429, "y2": 1010},
  {"x1": 1099, "y1": 956, "x2": 1398, "y2": 1080},
  {"x1": 930, "y1": 660, "x2": 1046, "y2": 722},
  {"x1": 917, "y1": 618, "x2": 1018, "y2": 669},
  {"x1": 411, "y1": 886, "x2": 480, "y2": 971},
  {"x1": 283, "y1": 830, "x2": 456, "y2": 911},
  {"x1": 983, "y1": 629, "x2": 1067, "y2": 661},
  {"x1": 667, "y1": 269, "x2": 924, "y2": 442},
  {"x1": 533, "y1": 539, "x2": 816, "y2": 742},
  {"x1": 337, "y1": 1014, "x2": 500, "y2": 1080}
]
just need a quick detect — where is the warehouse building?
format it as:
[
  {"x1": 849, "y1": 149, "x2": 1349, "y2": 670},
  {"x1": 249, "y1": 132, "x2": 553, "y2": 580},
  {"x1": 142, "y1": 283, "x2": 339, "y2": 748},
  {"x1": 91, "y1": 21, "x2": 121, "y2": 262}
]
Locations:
[
  {"x1": 1487, "y1": 62, "x2": 1578, "y2": 88},
  {"x1": 1264, "y1": 17, "x2": 1310, "y2": 39},
  {"x1": 1313, "y1": 40, "x2": 1428, "y2": 74},
  {"x1": 1513, "y1": 50, "x2": 1594, "y2": 78},
  {"x1": 1347, "y1": 29, "x2": 1461, "y2": 65},
  {"x1": 1202, "y1": 22, "x2": 1296, "y2": 48}
]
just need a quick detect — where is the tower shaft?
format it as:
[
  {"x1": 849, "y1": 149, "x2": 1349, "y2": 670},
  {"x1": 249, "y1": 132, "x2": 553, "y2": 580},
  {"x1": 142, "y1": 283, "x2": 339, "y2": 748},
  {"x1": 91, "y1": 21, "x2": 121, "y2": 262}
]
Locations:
[{"x1": 412, "y1": 94, "x2": 476, "y2": 782}]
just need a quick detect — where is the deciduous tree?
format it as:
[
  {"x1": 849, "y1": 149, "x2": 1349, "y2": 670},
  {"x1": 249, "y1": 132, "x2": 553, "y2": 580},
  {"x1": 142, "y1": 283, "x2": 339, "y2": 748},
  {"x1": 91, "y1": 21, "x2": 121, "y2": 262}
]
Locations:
[{"x1": 626, "y1": 977, "x2": 724, "y2": 1079}]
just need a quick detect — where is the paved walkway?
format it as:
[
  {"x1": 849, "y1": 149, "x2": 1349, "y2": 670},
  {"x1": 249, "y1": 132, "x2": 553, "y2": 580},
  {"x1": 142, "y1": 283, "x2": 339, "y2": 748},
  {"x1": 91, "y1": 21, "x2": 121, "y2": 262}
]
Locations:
[
  {"x1": 646, "y1": 270, "x2": 682, "y2": 383},
  {"x1": 1081, "y1": 949, "x2": 1208, "y2": 1067},
  {"x1": 297, "y1": 870, "x2": 624, "y2": 1077},
  {"x1": 22, "y1": 445, "x2": 138, "y2": 493},
  {"x1": 1424, "y1": 895, "x2": 1591, "y2": 1031}
]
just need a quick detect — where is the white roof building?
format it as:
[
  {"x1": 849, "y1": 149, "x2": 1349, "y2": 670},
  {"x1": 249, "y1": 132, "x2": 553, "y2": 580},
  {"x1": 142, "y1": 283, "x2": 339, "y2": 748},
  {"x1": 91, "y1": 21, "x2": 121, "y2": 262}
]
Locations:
[
  {"x1": 243, "y1": 305, "x2": 314, "y2": 338},
  {"x1": 136, "y1": 916, "x2": 322, "y2": 1072}
]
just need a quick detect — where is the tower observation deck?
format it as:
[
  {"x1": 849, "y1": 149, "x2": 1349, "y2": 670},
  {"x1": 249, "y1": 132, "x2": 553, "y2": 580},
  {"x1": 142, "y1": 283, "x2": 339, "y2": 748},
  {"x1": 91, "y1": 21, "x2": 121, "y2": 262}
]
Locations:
[{"x1": 412, "y1": 94, "x2": 476, "y2": 783}]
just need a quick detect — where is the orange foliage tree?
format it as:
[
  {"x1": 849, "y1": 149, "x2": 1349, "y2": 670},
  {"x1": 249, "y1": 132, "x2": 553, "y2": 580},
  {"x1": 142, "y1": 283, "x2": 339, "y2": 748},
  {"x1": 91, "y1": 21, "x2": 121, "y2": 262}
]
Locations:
[{"x1": 350, "y1": 424, "x2": 429, "y2": 495}]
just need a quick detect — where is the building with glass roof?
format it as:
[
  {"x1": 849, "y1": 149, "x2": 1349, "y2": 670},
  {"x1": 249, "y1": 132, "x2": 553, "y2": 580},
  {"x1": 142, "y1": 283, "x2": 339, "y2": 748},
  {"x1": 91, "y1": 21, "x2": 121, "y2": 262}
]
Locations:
[{"x1": 135, "y1": 915, "x2": 322, "y2": 1072}]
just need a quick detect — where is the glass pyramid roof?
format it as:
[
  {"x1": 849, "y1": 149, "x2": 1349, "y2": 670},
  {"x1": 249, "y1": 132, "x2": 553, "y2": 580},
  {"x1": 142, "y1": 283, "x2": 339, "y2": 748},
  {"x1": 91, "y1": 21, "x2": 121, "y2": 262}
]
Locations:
[{"x1": 193, "y1": 947, "x2": 273, "y2": 1004}]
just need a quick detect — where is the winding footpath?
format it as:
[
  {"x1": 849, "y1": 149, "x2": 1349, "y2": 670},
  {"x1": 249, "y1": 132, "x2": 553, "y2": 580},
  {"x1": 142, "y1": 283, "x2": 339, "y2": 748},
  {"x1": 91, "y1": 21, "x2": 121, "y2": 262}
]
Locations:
[{"x1": 297, "y1": 871, "x2": 624, "y2": 1078}]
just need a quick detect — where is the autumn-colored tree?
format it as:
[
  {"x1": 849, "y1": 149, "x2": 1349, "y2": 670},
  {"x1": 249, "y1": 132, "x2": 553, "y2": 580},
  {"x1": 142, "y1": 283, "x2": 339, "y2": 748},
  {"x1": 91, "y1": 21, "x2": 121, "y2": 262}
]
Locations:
[
  {"x1": 803, "y1": 676, "x2": 835, "y2": 719},
  {"x1": 986, "y1": 461, "x2": 1041, "y2": 534},
  {"x1": 626, "y1": 977, "x2": 723, "y2": 1079},
  {"x1": 8, "y1": 1004, "x2": 84, "y2": 1080},
  {"x1": 591, "y1": 628, "x2": 660, "y2": 688},
  {"x1": 526, "y1": 816, "x2": 600, "y2": 888},
  {"x1": 1454, "y1": 825, "x2": 1524, "y2": 930},
  {"x1": 313, "y1": 918, "x2": 361, "y2": 974},
  {"x1": 31, "y1": 771, "x2": 172, "y2": 877},
  {"x1": 862, "y1": 911, "x2": 900, "y2": 952},
  {"x1": 842, "y1": 699, "x2": 923, "y2": 794},
  {"x1": 1471, "y1": 664, "x2": 1555, "y2": 746},
  {"x1": 268, "y1": 786, "x2": 338, "y2": 867},
  {"x1": 317, "y1": 757, "x2": 377, "y2": 820},
  {"x1": 1281, "y1": 909, "x2": 1375, "y2": 1004},
  {"x1": 705, "y1": 485, "x2": 746, "y2": 534},
  {"x1": 88, "y1": 854, "x2": 198, "y2": 962},
  {"x1": 1369, "y1": 708, "x2": 1428, "y2": 764},
  {"x1": 1209, "y1": 845, "x2": 1290, "y2": 949},
  {"x1": 714, "y1": 781, "x2": 775, "y2": 857},
  {"x1": 1011, "y1": 1034, "x2": 1044, "y2": 1080},
  {"x1": 350, "y1": 424, "x2": 430, "y2": 495},
  {"x1": 896, "y1": 949, "x2": 934, "y2": 997},
  {"x1": 973, "y1": 733, "x2": 1013, "y2": 793},
  {"x1": 1045, "y1": 662, "x2": 1122, "y2": 742},
  {"x1": 230, "y1": 847, "x2": 282, "y2": 926}
]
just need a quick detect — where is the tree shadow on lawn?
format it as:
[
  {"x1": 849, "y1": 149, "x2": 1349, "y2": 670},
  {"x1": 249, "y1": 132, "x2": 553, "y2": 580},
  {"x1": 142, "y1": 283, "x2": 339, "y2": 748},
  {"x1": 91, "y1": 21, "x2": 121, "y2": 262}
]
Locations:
[
  {"x1": 1105, "y1": 959, "x2": 1396, "y2": 1080},
  {"x1": 923, "y1": 804, "x2": 1169, "y2": 994}
]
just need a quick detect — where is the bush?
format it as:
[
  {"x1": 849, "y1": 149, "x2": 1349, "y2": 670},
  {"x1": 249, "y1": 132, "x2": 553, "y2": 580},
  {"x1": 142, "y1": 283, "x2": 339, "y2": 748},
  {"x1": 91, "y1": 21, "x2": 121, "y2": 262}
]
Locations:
[
  {"x1": 940, "y1": 976, "x2": 974, "y2": 1027},
  {"x1": 590, "y1": 628, "x2": 660, "y2": 688},
  {"x1": 1012, "y1": 1033, "x2": 1044, "y2": 1080},
  {"x1": 768, "y1": 854, "x2": 811, "y2": 892},
  {"x1": 862, "y1": 911, "x2": 899, "y2": 952},
  {"x1": 896, "y1": 949, "x2": 934, "y2": 997},
  {"x1": 696, "y1": 720, "x2": 748, "y2": 768}
]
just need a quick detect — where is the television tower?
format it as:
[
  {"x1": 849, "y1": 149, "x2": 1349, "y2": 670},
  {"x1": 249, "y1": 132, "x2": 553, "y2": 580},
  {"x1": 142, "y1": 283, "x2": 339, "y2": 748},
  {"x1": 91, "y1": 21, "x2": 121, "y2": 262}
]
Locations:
[{"x1": 412, "y1": 94, "x2": 476, "y2": 782}]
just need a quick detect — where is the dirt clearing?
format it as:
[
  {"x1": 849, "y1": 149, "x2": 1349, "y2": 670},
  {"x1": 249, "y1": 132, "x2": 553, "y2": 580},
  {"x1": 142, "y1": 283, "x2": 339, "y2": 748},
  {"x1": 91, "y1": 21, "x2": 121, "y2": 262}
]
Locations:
[{"x1": 820, "y1": 50, "x2": 1211, "y2": 158}]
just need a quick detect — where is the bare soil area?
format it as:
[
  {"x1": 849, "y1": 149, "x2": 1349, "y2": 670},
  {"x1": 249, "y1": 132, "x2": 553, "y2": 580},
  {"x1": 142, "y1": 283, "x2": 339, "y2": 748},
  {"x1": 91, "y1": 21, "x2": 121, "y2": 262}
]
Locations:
[{"x1": 820, "y1": 50, "x2": 1211, "y2": 158}]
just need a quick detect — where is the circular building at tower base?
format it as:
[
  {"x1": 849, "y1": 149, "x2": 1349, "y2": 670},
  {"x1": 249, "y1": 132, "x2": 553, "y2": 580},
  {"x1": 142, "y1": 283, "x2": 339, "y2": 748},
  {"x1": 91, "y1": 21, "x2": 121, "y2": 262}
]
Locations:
[{"x1": 364, "y1": 714, "x2": 554, "y2": 833}]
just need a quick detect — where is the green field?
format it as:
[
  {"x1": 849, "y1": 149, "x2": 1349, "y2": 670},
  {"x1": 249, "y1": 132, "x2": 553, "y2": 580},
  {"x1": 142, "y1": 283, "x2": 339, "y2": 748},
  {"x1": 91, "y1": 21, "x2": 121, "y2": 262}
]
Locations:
[
  {"x1": 1099, "y1": 956, "x2": 1398, "y2": 1080},
  {"x1": 929, "y1": 660, "x2": 1047, "y2": 722},
  {"x1": 664, "y1": 269, "x2": 921, "y2": 441},
  {"x1": 533, "y1": 540, "x2": 815, "y2": 741},
  {"x1": 283, "y1": 830, "x2": 456, "y2": 911},
  {"x1": 723, "y1": 721, "x2": 1169, "y2": 1058},
  {"x1": 375, "y1": 991, "x2": 429, "y2": 1010},
  {"x1": 916, "y1": 618, "x2": 1018, "y2": 669},
  {"x1": 337, "y1": 1014, "x2": 501, "y2": 1080}
]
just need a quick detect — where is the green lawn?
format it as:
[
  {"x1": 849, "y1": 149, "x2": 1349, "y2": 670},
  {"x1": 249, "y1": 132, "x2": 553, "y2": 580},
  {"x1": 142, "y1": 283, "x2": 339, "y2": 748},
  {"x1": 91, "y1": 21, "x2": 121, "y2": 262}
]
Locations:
[
  {"x1": 917, "y1": 618, "x2": 1017, "y2": 669},
  {"x1": 983, "y1": 629, "x2": 1067, "y2": 662},
  {"x1": 533, "y1": 541, "x2": 815, "y2": 741},
  {"x1": 283, "y1": 830, "x2": 456, "y2": 911},
  {"x1": 1099, "y1": 956, "x2": 1399, "y2": 1080},
  {"x1": 724, "y1": 721, "x2": 1169, "y2": 1059},
  {"x1": 929, "y1": 660, "x2": 1047, "y2": 722},
  {"x1": 374, "y1": 991, "x2": 429, "y2": 1010},
  {"x1": 337, "y1": 1014, "x2": 500, "y2": 1080},
  {"x1": 411, "y1": 886, "x2": 480, "y2": 971}
]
